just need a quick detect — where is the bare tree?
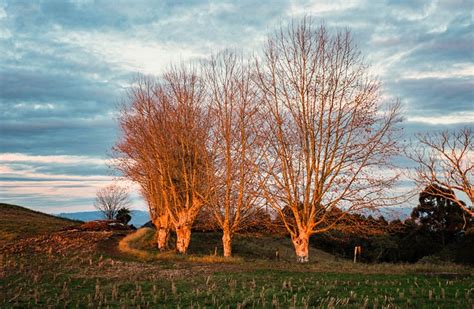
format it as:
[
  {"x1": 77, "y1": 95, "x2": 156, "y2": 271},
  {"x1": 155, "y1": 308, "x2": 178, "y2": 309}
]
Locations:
[
  {"x1": 409, "y1": 127, "x2": 473, "y2": 217},
  {"x1": 203, "y1": 50, "x2": 265, "y2": 257},
  {"x1": 94, "y1": 184, "x2": 131, "y2": 220},
  {"x1": 157, "y1": 66, "x2": 213, "y2": 254},
  {"x1": 255, "y1": 18, "x2": 402, "y2": 262},
  {"x1": 116, "y1": 67, "x2": 212, "y2": 255},
  {"x1": 114, "y1": 76, "x2": 171, "y2": 250}
]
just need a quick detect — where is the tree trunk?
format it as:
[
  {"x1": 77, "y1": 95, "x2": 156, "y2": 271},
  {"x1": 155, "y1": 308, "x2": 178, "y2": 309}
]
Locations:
[
  {"x1": 156, "y1": 227, "x2": 169, "y2": 251},
  {"x1": 153, "y1": 215, "x2": 170, "y2": 251},
  {"x1": 176, "y1": 225, "x2": 192, "y2": 254},
  {"x1": 292, "y1": 233, "x2": 309, "y2": 263},
  {"x1": 222, "y1": 229, "x2": 232, "y2": 257}
]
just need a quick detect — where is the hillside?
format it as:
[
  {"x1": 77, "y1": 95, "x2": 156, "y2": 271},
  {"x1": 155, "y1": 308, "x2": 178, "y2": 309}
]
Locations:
[
  {"x1": 1, "y1": 204, "x2": 473, "y2": 308},
  {"x1": 0, "y1": 203, "x2": 81, "y2": 246},
  {"x1": 2, "y1": 225, "x2": 473, "y2": 308}
]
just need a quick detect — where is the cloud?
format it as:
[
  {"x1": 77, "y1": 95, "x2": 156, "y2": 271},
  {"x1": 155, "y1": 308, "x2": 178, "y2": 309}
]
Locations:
[
  {"x1": 389, "y1": 76, "x2": 474, "y2": 116},
  {"x1": 407, "y1": 112, "x2": 474, "y2": 125},
  {"x1": 1, "y1": 0, "x2": 472, "y2": 214},
  {"x1": 0, "y1": 153, "x2": 106, "y2": 165}
]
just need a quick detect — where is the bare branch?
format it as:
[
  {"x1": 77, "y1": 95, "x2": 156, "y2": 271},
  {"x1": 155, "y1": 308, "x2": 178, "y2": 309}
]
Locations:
[
  {"x1": 408, "y1": 126, "x2": 473, "y2": 217},
  {"x1": 94, "y1": 184, "x2": 131, "y2": 220},
  {"x1": 255, "y1": 18, "x2": 403, "y2": 262}
]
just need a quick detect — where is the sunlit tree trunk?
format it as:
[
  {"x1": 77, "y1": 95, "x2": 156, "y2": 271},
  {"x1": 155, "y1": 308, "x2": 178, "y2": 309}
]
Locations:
[
  {"x1": 175, "y1": 224, "x2": 192, "y2": 254},
  {"x1": 292, "y1": 232, "x2": 310, "y2": 263},
  {"x1": 222, "y1": 225, "x2": 232, "y2": 257},
  {"x1": 153, "y1": 214, "x2": 170, "y2": 251},
  {"x1": 156, "y1": 228, "x2": 169, "y2": 250}
]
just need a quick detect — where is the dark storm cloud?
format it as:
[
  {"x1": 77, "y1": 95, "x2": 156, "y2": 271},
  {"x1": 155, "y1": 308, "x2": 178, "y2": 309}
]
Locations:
[
  {"x1": 34, "y1": 163, "x2": 108, "y2": 176},
  {"x1": 0, "y1": 68, "x2": 118, "y2": 105},
  {"x1": 4, "y1": 0, "x2": 161, "y2": 32}
]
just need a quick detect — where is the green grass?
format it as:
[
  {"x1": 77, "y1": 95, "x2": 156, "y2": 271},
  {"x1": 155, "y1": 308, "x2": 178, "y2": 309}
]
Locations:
[
  {"x1": 2, "y1": 250, "x2": 473, "y2": 308},
  {"x1": 1, "y1": 206, "x2": 473, "y2": 308},
  {"x1": 0, "y1": 203, "x2": 81, "y2": 246}
]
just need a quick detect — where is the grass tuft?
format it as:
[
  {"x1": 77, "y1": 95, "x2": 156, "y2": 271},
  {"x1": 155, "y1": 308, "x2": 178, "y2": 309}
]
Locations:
[{"x1": 188, "y1": 255, "x2": 244, "y2": 264}]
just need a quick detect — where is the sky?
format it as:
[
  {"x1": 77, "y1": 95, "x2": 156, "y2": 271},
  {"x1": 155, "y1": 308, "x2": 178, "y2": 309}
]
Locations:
[{"x1": 0, "y1": 0, "x2": 473, "y2": 214}]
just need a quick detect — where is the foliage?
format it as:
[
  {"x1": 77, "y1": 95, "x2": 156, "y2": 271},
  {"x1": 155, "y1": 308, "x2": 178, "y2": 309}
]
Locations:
[
  {"x1": 412, "y1": 184, "x2": 469, "y2": 246},
  {"x1": 409, "y1": 127, "x2": 473, "y2": 217},
  {"x1": 116, "y1": 208, "x2": 132, "y2": 225}
]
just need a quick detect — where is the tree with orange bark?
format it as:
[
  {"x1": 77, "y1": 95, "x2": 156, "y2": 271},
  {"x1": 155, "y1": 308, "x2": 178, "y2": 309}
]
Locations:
[
  {"x1": 203, "y1": 50, "x2": 265, "y2": 257},
  {"x1": 114, "y1": 69, "x2": 212, "y2": 254},
  {"x1": 409, "y1": 127, "x2": 473, "y2": 218},
  {"x1": 156, "y1": 66, "x2": 213, "y2": 254},
  {"x1": 255, "y1": 18, "x2": 402, "y2": 262},
  {"x1": 114, "y1": 76, "x2": 171, "y2": 250}
]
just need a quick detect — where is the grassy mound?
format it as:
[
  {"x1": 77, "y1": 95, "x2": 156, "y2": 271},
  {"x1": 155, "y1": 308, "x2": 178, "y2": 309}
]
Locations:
[
  {"x1": 119, "y1": 227, "x2": 337, "y2": 264},
  {"x1": 0, "y1": 203, "x2": 81, "y2": 246}
]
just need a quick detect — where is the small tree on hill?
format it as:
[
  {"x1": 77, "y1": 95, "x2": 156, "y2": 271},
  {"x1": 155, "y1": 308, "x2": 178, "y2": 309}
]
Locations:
[
  {"x1": 116, "y1": 208, "x2": 132, "y2": 225},
  {"x1": 94, "y1": 184, "x2": 131, "y2": 220}
]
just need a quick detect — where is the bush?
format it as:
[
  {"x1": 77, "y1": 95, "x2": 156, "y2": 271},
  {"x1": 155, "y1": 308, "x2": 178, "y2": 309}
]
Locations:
[{"x1": 116, "y1": 208, "x2": 132, "y2": 225}]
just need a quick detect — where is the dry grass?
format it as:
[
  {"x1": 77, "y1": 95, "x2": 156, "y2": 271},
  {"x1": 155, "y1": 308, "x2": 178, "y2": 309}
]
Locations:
[
  {"x1": 2, "y1": 225, "x2": 473, "y2": 308},
  {"x1": 118, "y1": 228, "x2": 156, "y2": 260},
  {"x1": 0, "y1": 203, "x2": 81, "y2": 246},
  {"x1": 118, "y1": 228, "x2": 473, "y2": 277},
  {"x1": 119, "y1": 228, "x2": 244, "y2": 264},
  {"x1": 188, "y1": 255, "x2": 244, "y2": 264}
]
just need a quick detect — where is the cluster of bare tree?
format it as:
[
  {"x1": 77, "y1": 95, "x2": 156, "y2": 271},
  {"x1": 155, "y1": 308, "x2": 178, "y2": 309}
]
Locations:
[{"x1": 112, "y1": 18, "x2": 472, "y2": 262}]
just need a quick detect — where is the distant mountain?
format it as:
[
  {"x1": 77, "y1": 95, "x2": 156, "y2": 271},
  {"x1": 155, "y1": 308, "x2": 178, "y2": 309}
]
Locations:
[{"x1": 57, "y1": 210, "x2": 150, "y2": 227}]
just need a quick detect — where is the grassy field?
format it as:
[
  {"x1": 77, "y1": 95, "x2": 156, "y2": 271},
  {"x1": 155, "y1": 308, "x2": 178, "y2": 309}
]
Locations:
[
  {"x1": 0, "y1": 203, "x2": 81, "y2": 246},
  {"x1": 1, "y1": 204, "x2": 473, "y2": 308}
]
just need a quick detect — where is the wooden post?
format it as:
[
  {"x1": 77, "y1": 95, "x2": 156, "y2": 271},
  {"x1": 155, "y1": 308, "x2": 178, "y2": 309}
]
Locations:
[
  {"x1": 275, "y1": 249, "x2": 280, "y2": 261},
  {"x1": 354, "y1": 246, "x2": 361, "y2": 263}
]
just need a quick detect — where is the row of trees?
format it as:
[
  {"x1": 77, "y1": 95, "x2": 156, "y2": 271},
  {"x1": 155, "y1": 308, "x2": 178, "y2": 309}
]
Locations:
[
  {"x1": 315, "y1": 185, "x2": 473, "y2": 264},
  {"x1": 112, "y1": 18, "x2": 473, "y2": 262}
]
